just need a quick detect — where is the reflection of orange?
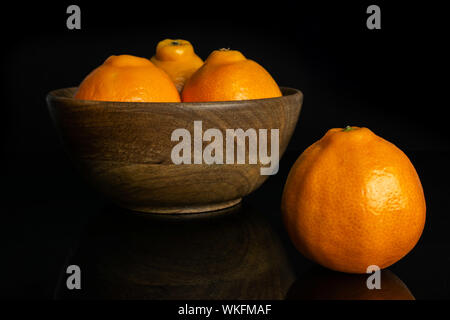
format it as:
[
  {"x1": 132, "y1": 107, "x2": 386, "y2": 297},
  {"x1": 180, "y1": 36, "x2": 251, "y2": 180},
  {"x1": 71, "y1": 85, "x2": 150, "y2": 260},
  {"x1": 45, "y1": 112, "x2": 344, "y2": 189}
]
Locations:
[
  {"x1": 281, "y1": 126, "x2": 426, "y2": 274},
  {"x1": 151, "y1": 39, "x2": 203, "y2": 93},
  {"x1": 285, "y1": 267, "x2": 415, "y2": 300},
  {"x1": 74, "y1": 55, "x2": 180, "y2": 102},
  {"x1": 182, "y1": 49, "x2": 281, "y2": 102}
]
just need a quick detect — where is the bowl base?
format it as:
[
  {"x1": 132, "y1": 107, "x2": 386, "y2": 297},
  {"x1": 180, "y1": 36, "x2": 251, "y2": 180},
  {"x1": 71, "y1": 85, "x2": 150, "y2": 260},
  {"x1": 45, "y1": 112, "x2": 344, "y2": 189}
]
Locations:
[{"x1": 122, "y1": 198, "x2": 242, "y2": 214}]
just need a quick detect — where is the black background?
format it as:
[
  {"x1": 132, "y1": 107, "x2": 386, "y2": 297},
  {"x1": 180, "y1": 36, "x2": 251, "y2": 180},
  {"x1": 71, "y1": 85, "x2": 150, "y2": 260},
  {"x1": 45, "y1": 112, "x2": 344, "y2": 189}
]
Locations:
[{"x1": 1, "y1": 1, "x2": 449, "y2": 300}]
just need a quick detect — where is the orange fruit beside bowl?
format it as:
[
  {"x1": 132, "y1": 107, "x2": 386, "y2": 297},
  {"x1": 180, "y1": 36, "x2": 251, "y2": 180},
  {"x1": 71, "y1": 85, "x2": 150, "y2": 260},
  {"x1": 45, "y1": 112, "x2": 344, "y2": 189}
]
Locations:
[
  {"x1": 182, "y1": 49, "x2": 282, "y2": 102},
  {"x1": 74, "y1": 54, "x2": 180, "y2": 102},
  {"x1": 281, "y1": 126, "x2": 426, "y2": 273},
  {"x1": 151, "y1": 39, "x2": 204, "y2": 93}
]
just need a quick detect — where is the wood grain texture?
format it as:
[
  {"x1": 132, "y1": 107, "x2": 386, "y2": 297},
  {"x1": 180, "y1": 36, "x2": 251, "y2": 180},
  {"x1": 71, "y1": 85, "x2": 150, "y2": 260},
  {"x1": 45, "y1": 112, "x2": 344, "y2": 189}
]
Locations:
[
  {"x1": 55, "y1": 203, "x2": 295, "y2": 300},
  {"x1": 46, "y1": 87, "x2": 303, "y2": 213}
]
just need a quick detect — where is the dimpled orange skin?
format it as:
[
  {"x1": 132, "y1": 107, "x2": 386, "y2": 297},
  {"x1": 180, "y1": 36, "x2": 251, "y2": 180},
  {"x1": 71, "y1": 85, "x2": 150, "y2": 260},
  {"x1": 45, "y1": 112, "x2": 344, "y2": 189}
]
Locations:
[
  {"x1": 181, "y1": 49, "x2": 282, "y2": 102},
  {"x1": 151, "y1": 39, "x2": 204, "y2": 93},
  {"x1": 74, "y1": 55, "x2": 180, "y2": 102},
  {"x1": 281, "y1": 127, "x2": 426, "y2": 274}
]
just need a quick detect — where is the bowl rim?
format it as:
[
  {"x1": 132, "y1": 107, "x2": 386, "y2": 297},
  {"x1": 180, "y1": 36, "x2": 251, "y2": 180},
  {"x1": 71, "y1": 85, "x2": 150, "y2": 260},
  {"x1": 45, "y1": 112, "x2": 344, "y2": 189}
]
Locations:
[{"x1": 46, "y1": 86, "x2": 303, "y2": 109}]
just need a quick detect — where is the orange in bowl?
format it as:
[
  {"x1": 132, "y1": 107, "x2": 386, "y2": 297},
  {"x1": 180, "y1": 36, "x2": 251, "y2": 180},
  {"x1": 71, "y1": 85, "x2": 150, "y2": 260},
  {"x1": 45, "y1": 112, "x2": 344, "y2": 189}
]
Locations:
[
  {"x1": 74, "y1": 54, "x2": 180, "y2": 102},
  {"x1": 182, "y1": 49, "x2": 282, "y2": 102},
  {"x1": 151, "y1": 39, "x2": 203, "y2": 93}
]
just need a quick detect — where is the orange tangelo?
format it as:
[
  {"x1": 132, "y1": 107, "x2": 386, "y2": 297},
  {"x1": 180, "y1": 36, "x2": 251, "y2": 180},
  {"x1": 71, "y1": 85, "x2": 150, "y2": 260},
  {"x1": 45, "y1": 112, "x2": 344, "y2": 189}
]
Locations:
[
  {"x1": 151, "y1": 39, "x2": 203, "y2": 92},
  {"x1": 182, "y1": 49, "x2": 282, "y2": 102},
  {"x1": 281, "y1": 126, "x2": 426, "y2": 273},
  {"x1": 74, "y1": 54, "x2": 180, "y2": 102}
]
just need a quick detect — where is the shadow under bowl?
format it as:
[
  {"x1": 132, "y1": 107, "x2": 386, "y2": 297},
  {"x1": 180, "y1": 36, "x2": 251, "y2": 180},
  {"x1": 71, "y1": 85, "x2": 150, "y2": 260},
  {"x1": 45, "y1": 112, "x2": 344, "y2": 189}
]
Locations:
[{"x1": 46, "y1": 87, "x2": 303, "y2": 214}]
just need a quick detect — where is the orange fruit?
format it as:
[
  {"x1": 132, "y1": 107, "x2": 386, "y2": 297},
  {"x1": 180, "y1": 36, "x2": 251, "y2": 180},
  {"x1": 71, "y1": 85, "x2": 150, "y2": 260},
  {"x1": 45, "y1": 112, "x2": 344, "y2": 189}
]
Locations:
[
  {"x1": 181, "y1": 49, "x2": 282, "y2": 102},
  {"x1": 74, "y1": 54, "x2": 180, "y2": 102},
  {"x1": 151, "y1": 39, "x2": 203, "y2": 92},
  {"x1": 281, "y1": 126, "x2": 426, "y2": 274}
]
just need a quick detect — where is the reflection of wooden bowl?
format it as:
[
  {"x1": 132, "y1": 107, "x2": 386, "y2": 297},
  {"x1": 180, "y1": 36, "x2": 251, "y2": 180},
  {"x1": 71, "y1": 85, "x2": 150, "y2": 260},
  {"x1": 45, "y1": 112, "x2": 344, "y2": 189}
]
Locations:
[
  {"x1": 55, "y1": 204, "x2": 295, "y2": 299},
  {"x1": 46, "y1": 87, "x2": 303, "y2": 213}
]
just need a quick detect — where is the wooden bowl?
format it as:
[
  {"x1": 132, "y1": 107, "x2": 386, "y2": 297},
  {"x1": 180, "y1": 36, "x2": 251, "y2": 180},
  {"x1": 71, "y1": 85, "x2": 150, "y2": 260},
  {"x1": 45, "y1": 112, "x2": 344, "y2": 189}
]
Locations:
[{"x1": 46, "y1": 87, "x2": 303, "y2": 214}]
